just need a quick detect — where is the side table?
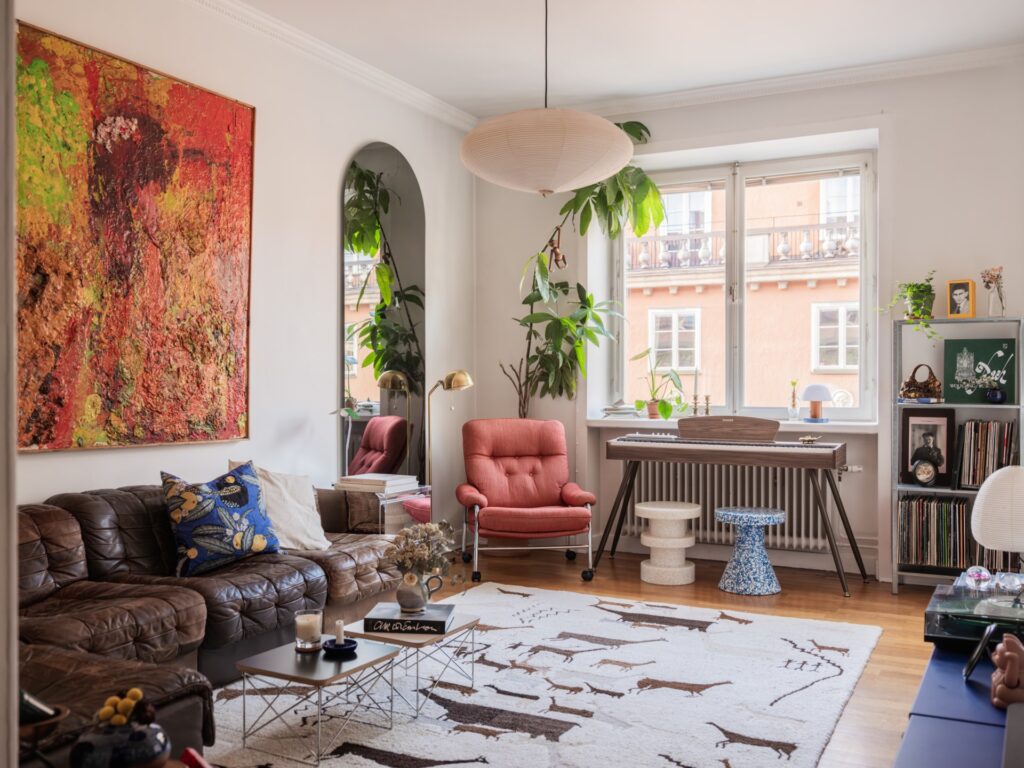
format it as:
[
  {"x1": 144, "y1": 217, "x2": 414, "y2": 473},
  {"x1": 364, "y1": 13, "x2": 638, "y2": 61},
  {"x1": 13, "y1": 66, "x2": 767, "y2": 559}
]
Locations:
[
  {"x1": 345, "y1": 614, "x2": 478, "y2": 717},
  {"x1": 715, "y1": 506, "x2": 786, "y2": 595},
  {"x1": 635, "y1": 501, "x2": 701, "y2": 585}
]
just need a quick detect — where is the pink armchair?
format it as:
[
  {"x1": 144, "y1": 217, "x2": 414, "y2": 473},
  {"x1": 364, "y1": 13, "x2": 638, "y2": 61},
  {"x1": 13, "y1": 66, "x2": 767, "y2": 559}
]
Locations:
[
  {"x1": 350, "y1": 415, "x2": 407, "y2": 475},
  {"x1": 456, "y1": 418, "x2": 596, "y2": 582}
]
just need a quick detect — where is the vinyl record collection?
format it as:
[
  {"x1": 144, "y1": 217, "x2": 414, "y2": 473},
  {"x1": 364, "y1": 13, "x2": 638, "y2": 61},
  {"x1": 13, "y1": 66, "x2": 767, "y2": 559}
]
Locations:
[
  {"x1": 898, "y1": 495, "x2": 1015, "y2": 572},
  {"x1": 953, "y1": 419, "x2": 1017, "y2": 489}
]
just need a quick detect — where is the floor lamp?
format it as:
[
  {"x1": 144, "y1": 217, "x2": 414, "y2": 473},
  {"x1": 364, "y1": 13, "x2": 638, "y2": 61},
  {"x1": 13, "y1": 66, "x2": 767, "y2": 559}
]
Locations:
[
  {"x1": 377, "y1": 369, "x2": 412, "y2": 474},
  {"x1": 426, "y1": 369, "x2": 474, "y2": 486}
]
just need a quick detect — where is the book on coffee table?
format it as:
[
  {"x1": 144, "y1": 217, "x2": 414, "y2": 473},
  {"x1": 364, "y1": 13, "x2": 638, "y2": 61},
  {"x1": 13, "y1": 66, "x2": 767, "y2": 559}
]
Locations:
[{"x1": 363, "y1": 602, "x2": 454, "y2": 635}]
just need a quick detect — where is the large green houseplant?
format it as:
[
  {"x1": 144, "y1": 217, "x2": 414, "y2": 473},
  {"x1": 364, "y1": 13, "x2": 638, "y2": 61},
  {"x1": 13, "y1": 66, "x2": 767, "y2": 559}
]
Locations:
[
  {"x1": 500, "y1": 122, "x2": 666, "y2": 418},
  {"x1": 344, "y1": 162, "x2": 425, "y2": 394}
]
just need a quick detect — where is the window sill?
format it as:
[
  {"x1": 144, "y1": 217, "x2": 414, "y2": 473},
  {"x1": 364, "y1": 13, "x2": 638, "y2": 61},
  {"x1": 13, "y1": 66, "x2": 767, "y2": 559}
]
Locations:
[{"x1": 586, "y1": 417, "x2": 879, "y2": 435}]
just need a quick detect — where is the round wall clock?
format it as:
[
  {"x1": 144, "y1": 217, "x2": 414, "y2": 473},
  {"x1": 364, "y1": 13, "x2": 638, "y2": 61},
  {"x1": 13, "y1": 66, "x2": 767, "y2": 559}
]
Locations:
[{"x1": 912, "y1": 459, "x2": 938, "y2": 486}]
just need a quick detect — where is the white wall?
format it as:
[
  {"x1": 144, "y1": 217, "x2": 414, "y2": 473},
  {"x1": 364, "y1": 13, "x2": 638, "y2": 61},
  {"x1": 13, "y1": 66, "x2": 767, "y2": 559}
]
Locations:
[
  {"x1": 473, "y1": 57, "x2": 1024, "y2": 580},
  {"x1": 14, "y1": 0, "x2": 477, "y2": 522}
]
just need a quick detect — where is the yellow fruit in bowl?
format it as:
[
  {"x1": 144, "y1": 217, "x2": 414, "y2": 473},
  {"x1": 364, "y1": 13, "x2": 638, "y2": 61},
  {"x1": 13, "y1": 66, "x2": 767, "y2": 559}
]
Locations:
[
  {"x1": 97, "y1": 706, "x2": 115, "y2": 721},
  {"x1": 116, "y1": 698, "x2": 135, "y2": 716},
  {"x1": 126, "y1": 687, "x2": 144, "y2": 701},
  {"x1": 110, "y1": 714, "x2": 127, "y2": 726}
]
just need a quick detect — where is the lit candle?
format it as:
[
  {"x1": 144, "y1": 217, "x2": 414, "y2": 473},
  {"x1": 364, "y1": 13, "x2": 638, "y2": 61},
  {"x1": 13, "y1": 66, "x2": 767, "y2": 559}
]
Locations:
[{"x1": 335, "y1": 620, "x2": 346, "y2": 643}]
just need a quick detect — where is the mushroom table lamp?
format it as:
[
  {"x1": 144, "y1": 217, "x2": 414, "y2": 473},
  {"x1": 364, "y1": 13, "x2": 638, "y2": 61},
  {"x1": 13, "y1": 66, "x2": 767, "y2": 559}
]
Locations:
[
  {"x1": 801, "y1": 384, "x2": 832, "y2": 423},
  {"x1": 973, "y1": 467, "x2": 1024, "y2": 578},
  {"x1": 377, "y1": 370, "x2": 412, "y2": 473},
  {"x1": 426, "y1": 369, "x2": 474, "y2": 486}
]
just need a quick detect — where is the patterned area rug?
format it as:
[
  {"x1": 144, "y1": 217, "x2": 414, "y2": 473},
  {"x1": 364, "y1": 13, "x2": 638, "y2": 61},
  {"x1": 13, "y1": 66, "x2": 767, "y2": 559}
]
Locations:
[{"x1": 207, "y1": 583, "x2": 881, "y2": 767}]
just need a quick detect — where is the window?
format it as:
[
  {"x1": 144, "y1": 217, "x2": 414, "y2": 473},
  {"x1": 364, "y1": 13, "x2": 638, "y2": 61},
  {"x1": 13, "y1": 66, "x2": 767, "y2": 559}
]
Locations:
[
  {"x1": 616, "y1": 152, "x2": 875, "y2": 419},
  {"x1": 812, "y1": 303, "x2": 859, "y2": 371},
  {"x1": 649, "y1": 309, "x2": 700, "y2": 371}
]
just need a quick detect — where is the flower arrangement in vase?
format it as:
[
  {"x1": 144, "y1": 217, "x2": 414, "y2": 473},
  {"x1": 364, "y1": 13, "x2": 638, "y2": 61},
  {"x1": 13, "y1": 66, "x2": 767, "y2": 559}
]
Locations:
[
  {"x1": 981, "y1": 266, "x2": 1005, "y2": 317},
  {"x1": 384, "y1": 521, "x2": 456, "y2": 613},
  {"x1": 788, "y1": 379, "x2": 800, "y2": 421}
]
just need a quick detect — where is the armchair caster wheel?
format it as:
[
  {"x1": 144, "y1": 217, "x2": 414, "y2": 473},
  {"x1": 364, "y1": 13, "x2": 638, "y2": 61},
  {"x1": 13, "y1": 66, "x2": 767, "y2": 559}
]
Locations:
[
  {"x1": 581, "y1": 569, "x2": 594, "y2": 581},
  {"x1": 565, "y1": 549, "x2": 577, "y2": 561},
  {"x1": 461, "y1": 551, "x2": 472, "y2": 563},
  {"x1": 471, "y1": 571, "x2": 482, "y2": 582}
]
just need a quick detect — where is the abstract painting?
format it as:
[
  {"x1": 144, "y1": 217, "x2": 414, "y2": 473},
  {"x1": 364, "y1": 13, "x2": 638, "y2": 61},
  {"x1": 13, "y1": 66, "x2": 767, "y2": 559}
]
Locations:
[{"x1": 16, "y1": 24, "x2": 254, "y2": 451}]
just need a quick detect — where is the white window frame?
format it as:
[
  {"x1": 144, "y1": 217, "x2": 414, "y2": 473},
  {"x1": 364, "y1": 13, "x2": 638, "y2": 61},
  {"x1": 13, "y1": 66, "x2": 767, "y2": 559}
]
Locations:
[
  {"x1": 811, "y1": 302, "x2": 859, "y2": 372},
  {"x1": 613, "y1": 151, "x2": 877, "y2": 422},
  {"x1": 648, "y1": 308, "x2": 701, "y2": 372}
]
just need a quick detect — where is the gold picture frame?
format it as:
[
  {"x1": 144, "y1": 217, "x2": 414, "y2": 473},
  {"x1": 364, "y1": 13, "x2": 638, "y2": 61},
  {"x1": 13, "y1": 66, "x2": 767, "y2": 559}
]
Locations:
[{"x1": 946, "y1": 279, "x2": 976, "y2": 319}]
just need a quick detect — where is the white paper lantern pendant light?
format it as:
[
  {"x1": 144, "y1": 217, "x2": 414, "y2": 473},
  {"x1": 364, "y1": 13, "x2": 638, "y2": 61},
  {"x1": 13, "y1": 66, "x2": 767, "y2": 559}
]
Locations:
[{"x1": 459, "y1": 0, "x2": 634, "y2": 196}]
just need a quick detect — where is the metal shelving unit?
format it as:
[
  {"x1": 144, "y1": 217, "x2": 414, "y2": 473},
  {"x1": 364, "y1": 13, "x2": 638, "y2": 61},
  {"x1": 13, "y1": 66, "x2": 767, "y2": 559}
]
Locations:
[{"x1": 891, "y1": 315, "x2": 1023, "y2": 593}]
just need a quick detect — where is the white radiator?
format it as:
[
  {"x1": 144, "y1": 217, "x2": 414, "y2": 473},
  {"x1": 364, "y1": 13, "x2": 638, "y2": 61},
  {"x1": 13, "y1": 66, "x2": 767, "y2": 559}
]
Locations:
[{"x1": 628, "y1": 462, "x2": 831, "y2": 552}]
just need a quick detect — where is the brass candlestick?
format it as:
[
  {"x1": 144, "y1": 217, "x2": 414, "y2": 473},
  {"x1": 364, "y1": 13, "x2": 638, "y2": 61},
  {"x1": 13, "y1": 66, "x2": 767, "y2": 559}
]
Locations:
[
  {"x1": 692, "y1": 394, "x2": 700, "y2": 416},
  {"x1": 704, "y1": 395, "x2": 711, "y2": 416}
]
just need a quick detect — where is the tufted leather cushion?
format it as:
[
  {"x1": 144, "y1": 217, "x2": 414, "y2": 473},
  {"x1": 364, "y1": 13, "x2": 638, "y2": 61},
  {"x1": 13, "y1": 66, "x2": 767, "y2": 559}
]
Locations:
[
  {"x1": 477, "y1": 505, "x2": 591, "y2": 535},
  {"x1": 20, "y1": 643, "x2": 215, "y2": 751},
  {"x1": 20, "y1": 580, "x2": 206, "y2": 663},
  {"x1": 105, "y1": 552, "x2": 328, "y2": 649},
  {"x1": 289, "y1": 532, "x2": 400, "y2": 604},
  {"x1": 349, "y1": 415, "x2": 407, "y2": 475},
  {"x1": 18, "y1": 505, "x2": 88, "y2": 607},
  {"x1": 46, "y1": 488, "x2": 178, "y2": 577},
  {"x1": 462, "y1": 418, "x2": 572, "y2": 508}
]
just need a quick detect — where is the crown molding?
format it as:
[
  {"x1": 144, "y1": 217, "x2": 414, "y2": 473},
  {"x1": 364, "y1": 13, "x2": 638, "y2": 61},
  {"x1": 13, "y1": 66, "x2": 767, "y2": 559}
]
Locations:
[
  {"x1": 572, "y1": 42, "x2": 1024, "y2": 118},
  {"x1": 185, "y1": 0, "x2": 477, "y2": 132}
]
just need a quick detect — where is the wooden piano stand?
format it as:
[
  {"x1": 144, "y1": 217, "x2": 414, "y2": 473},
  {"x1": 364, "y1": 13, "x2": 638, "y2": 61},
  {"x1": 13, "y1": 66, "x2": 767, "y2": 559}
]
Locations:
[{"x1": 595, "y1": 416, "x2": 871, "y2": 597}]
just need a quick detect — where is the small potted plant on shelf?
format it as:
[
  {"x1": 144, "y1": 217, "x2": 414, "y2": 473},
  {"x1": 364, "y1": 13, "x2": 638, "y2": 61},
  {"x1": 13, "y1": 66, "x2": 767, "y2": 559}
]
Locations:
[
  {"x1": 884, "y1": 270, "x2": 937, "y2": 338},
  {"x1": 788, "y1": 379, "x2": 800, "y2": 421},
  {"x1": 632, "y1": 348, "x2": 688, "y2": 420}
]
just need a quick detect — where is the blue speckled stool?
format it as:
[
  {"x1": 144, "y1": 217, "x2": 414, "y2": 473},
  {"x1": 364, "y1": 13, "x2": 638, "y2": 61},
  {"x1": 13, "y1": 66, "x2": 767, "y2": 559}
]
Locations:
[{"x1": 715, "y1": 507, "x2": 786, "y2": 595}]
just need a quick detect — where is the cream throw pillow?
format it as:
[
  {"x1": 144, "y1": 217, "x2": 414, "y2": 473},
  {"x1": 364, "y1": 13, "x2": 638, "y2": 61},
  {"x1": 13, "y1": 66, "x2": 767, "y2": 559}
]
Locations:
[{"x1": 228, "y1": 461, "x2": 331, "y2": 551}]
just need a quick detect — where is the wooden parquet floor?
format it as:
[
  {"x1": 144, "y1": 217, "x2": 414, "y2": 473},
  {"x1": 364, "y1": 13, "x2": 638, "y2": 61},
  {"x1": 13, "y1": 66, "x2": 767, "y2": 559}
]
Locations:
[{"x1": 436, "y1": 551, "x2": 934, "y2": 768}]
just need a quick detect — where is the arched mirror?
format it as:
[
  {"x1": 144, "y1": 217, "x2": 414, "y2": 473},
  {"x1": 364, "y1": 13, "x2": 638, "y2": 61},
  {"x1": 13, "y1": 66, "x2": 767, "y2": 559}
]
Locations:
[{"x1": 341, "y1": 144, "x2": 426, "y2": 480}]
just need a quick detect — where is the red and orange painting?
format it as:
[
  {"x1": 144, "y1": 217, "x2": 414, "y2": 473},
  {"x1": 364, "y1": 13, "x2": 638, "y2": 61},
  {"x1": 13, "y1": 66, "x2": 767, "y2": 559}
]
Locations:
[{"x1": 16, "y1": 25, "x2": 253, "y2": 451}]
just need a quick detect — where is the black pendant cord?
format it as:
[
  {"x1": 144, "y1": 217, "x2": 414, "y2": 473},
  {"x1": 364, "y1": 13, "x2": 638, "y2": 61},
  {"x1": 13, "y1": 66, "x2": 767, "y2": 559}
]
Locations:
[{"x1": 544, "y1": 0, "x2": 548, "y2": 108}]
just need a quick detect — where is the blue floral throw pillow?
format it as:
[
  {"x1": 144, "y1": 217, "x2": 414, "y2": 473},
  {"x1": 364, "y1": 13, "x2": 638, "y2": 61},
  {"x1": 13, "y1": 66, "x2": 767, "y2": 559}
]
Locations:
[{"x1": 161, "y1": 462, "x2": 280, "y2": 576}]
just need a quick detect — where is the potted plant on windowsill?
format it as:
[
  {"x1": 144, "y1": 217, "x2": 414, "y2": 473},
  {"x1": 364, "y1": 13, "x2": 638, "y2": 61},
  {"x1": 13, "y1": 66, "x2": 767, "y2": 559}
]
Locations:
[{"x1": 633, "y1": 348, "x2": 688, "y2": 420}]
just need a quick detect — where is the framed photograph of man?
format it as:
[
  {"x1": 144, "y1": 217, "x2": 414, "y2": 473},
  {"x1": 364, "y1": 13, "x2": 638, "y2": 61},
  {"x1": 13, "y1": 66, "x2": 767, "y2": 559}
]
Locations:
[
  {"x1": 900, "y1": 407, "x2": 955, "y2": 485},
  {"x1": 946, "y1": 279, "x2": 976, "y2": 319}
]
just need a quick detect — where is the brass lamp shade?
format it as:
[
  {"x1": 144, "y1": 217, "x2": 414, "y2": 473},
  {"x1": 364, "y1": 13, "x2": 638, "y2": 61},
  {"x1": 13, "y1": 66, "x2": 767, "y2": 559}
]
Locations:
[
  {"x1": 441, "y1": 369, "x2": 474, "y2": 392},
  {"x1": 377, "y1": 369, "x2": 410, "y2": 392}
]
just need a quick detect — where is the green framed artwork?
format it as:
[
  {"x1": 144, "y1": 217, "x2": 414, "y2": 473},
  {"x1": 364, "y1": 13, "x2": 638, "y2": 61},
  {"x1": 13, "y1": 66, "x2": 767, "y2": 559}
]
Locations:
[{"x1": 943, "y1": 338, "x2": 1017, "y2": 404}]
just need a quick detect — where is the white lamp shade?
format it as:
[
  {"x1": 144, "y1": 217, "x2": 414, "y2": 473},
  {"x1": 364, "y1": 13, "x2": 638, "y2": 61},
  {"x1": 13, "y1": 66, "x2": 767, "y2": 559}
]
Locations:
[
  {"x1": 460, "y1": 108, "x2": 633, "y2": 196},
  {"x1": 801, "y1": 384, "x2": 832, "y2": 402},
  {"x1": 972, "y1": 466, "x2": 1024, "y2": 552}
]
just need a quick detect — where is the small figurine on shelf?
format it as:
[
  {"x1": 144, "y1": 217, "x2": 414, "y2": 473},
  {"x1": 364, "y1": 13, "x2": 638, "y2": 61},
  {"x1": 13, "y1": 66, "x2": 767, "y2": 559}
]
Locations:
[
  {"x1": 991, "y1": 634, "x2": 1024, "y2": 709},
  {"x1": 981, "y1": 266, "x2": 1006, "y2": 317}
]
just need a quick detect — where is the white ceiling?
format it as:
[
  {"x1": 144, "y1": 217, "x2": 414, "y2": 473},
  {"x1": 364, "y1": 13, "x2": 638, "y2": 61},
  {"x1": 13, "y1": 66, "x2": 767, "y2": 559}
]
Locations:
[{"x1": 241, "y1": 0, "x2": 1024, "y2": 118}]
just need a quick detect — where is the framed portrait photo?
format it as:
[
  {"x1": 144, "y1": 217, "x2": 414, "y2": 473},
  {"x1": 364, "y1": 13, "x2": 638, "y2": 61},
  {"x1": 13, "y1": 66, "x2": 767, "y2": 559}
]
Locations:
[
  {"x1": 946, "y1": 279, "x2": 976, "y2": 319},
  {"x1": 899, "y1": 407, "x2": 955, "y2": 486}
]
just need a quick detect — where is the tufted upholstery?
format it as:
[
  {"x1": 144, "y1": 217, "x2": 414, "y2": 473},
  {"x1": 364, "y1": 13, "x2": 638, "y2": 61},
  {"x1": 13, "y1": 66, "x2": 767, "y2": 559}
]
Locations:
[
  {"x1": 18, "y1": 504, "x2": 89, "y2": 607},
  {"x1": 20, "y1": 580, "x2": 206, "y2": 663},
  {"x1": 289, "y1": 532, "x2": 401, "y2": 603},
  {"x1": 43, "y1": 487, "x2": 328, "y2": 651},
  {"x1": 461, "y1": 418, "x2": 572, "y2": 508},
  {"x1": 350, "y1": 415, "x2": 407, "y2": 475},
  {"x1": 21, "y1": 643, "x2": 215, "y2": 754},
  {"x1": 17, "y1": 504, "x2": 206, "y2": 663}
]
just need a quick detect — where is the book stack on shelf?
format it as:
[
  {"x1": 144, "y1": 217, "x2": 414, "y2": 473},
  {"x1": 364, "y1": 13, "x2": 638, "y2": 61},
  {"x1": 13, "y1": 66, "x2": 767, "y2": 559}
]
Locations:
[
  {"x1": 891, "y1": 316, "x2": 1023, "y2": 593},
  {"x1": 334, "y1": 473, "x2": 420, "y2": 495}
]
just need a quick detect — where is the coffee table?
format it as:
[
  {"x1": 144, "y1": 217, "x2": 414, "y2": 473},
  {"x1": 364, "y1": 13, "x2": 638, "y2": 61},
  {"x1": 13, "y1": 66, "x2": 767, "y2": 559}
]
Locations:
[
  {"x1": 345, "y1": 614, "x2": 478, "y2": 716},
  {"x1": 235, "y1": 637, "x2": 399, "y2": 766}
]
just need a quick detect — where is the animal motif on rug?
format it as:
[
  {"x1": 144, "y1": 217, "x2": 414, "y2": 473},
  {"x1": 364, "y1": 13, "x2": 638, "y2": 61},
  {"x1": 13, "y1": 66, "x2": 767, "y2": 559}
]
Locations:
[
  {"x1": 329, "y1": 742, "x2": 490, "y2": 767},
  {"x1": 595, "y1": 605, "x2": 716, "y2": 632},
  {"x1": 548, "y1": 631, "x2": 667, "y2": 648},
  {"x1": 419, "y1": 690, "x2": 579, "y2": 742},
  {"x1": 770, "y1": 638, "x2": 845, "y2": 707},
  {"x1": 633, "y1": 678, "x2": 732, "y2": 697},
  {"x1": 716, "y1": 612, "x2": 753, "y2": 625},
  {"x1": 708, "y1": 722, "x2": 798, "y2": 760}
]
